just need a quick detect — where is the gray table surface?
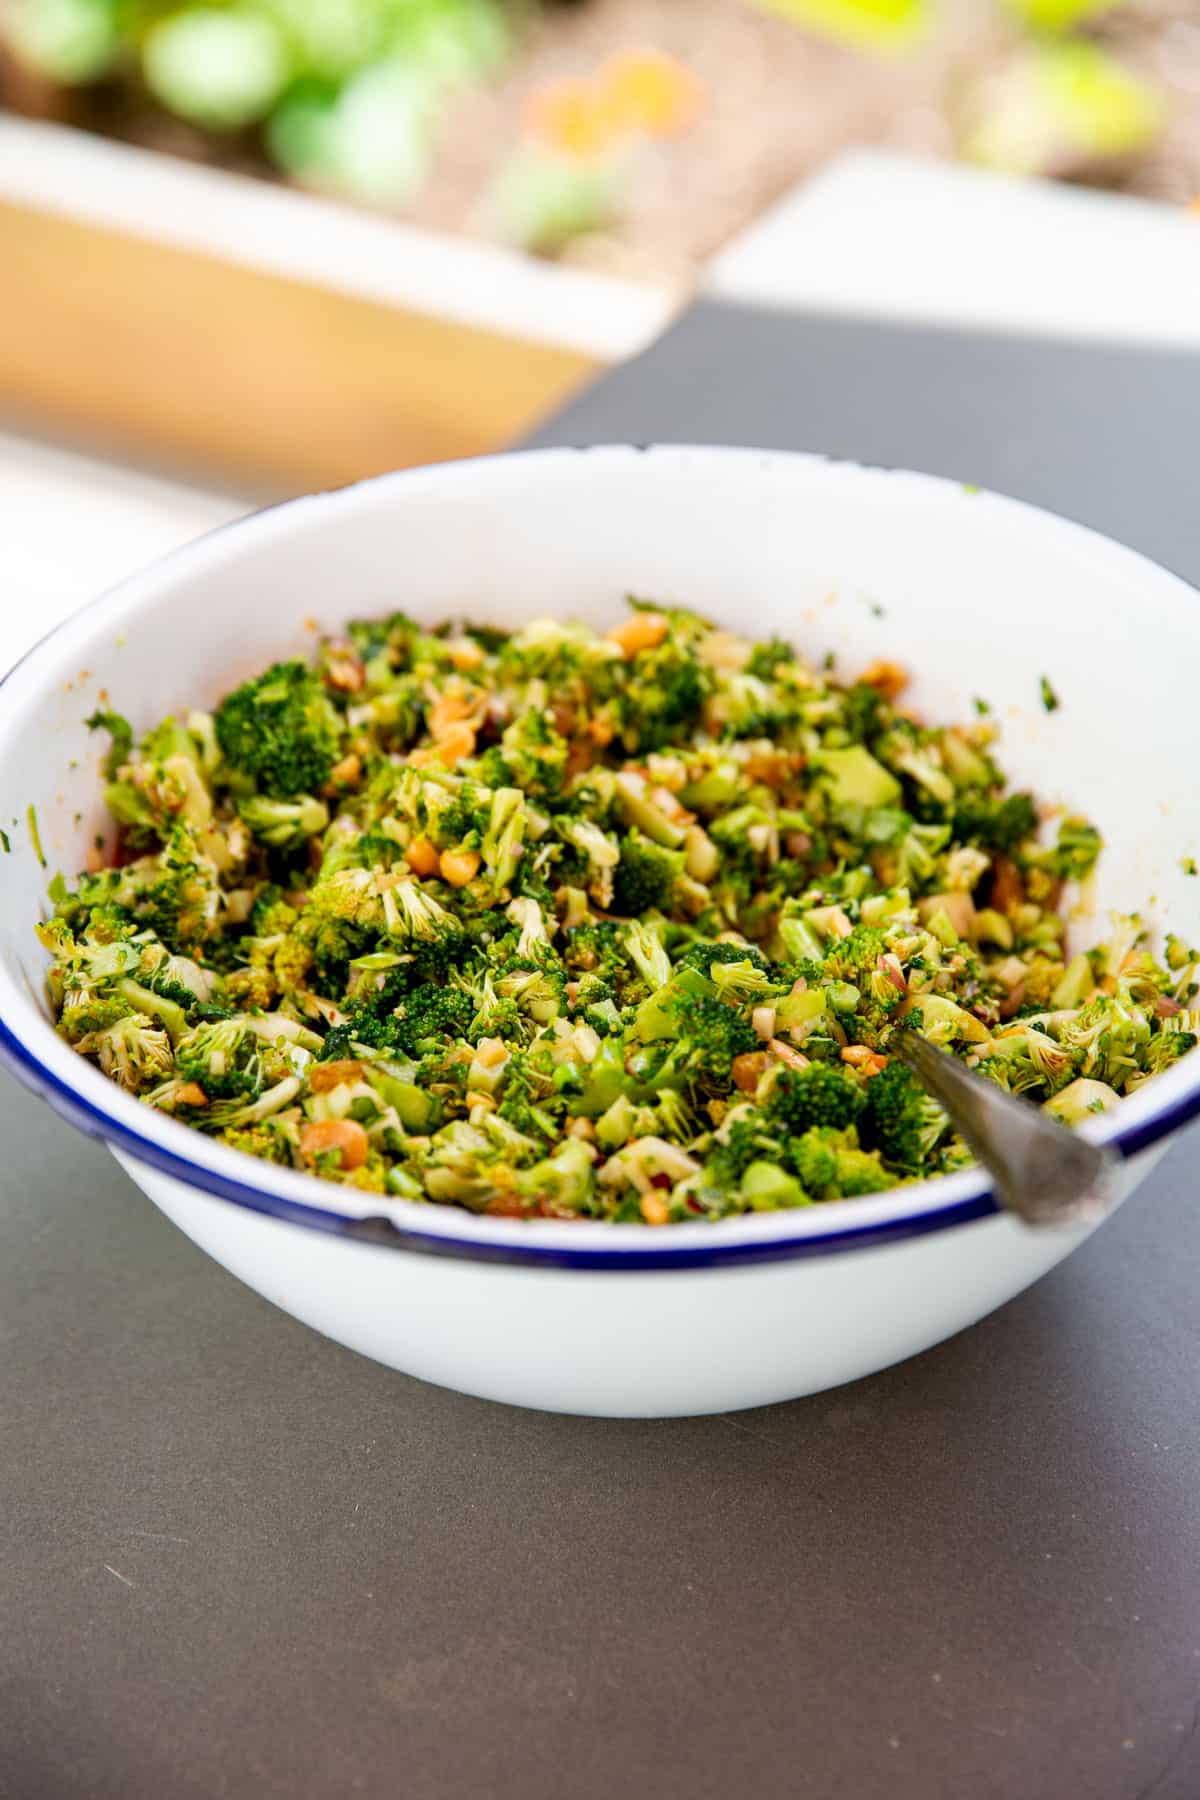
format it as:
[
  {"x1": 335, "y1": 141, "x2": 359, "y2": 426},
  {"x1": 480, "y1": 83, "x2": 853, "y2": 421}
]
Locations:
[{"x1": 4, "y1": 303, "x2": 1199, "y2": 1800}]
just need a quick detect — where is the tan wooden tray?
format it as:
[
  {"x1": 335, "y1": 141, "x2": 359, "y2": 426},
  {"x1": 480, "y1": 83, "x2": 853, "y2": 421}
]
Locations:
[{"x1": 0, "y1": 117, "x2": 676, "y2": 492}]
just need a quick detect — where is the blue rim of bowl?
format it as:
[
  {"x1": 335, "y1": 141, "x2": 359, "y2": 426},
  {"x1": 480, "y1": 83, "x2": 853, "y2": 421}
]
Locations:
[
  {"x1": 3, "y1": 1009, "x2": 1199, "y2": 1269},
  {"x1": 2, "y1": 445, "x2": 1199, "y2": 1269},
  {"x1": 0, "y1": 1009, "x2": 989, "y2": 1266}
]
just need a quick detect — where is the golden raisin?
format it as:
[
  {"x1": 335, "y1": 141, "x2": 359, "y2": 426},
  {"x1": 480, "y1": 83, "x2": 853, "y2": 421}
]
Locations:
[
  {"x1": 639, "y1": 1191, "x2": 671, "y2": 1226},
  {"x1": 859, "y1": 659, "x2": 908, "y2": 701},
  {"x1": 432, "y1": 722, "x2": 476, "y2": 768},
  {"x1": 609, "y1": 612, "x2": 669, "y2": 657},
  {"x1": 731, "y1": 1052, "x2": 768, "y2": 1093},
  {"x1": 440, "y1": 848, "x2": 481, "y2": 887},
  {"x1": 405, "y1": 836, "x2": 440, "y2": 877},
  {"x1": 299, "y1": 1118, "x2": 369, "y2": 1172},
  {"x1": 308, "y1": 1060, "x2": 364, "y2": 1094}
]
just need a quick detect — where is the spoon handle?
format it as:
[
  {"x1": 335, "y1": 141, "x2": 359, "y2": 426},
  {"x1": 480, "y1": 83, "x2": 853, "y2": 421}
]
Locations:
[{"x1": 894, "y1": 1032, "x2": 1119, "y2": 1228}]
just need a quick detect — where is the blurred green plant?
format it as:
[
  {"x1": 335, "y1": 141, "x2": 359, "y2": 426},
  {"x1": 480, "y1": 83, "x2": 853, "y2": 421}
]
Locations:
[
  {"x1": 750, "y1": 0, "x2": 930, "y2": 53},
  {"x1": 747, "y1": 0, "x2": 1166, "y2": 175},
  {"x1": 482, "y1": 142, "x2": 620, "y2": 252},
  {"x1": 482, "y1": 50, "x2": 703, "y2": 253},
  {"x1": 2, "y1": 0, "x2": 1175, "y2": 252},
  {"x1": 5, "y1": 0, "x2": 123, "y2": 83},
  {"x1": 6, "y1": 0, "x2": 515, "y2": 205},
  {"x1": 963, "y1": 38, "x2": 1165, "y2": 174},
  {"x1": 143, "y1": 8, "x2": 291, "y2": 129},
  {"x1": 1000, "y1": 0, "x2": 1121, "y2": 31}
]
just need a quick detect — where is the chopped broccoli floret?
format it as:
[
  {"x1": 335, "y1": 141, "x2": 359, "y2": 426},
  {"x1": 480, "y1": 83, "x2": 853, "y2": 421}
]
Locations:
[
  {"x1": 612, "y1": 830, "x2": 685, "y2": 916},
  {"x1": 657, "y1": 993, "x2": 758, "y2": 1089},
  {"x1": 91, "y1": 1015, "x2": 175, "y2": 1094},
  {"x1": 765, "y1": 1063, "x2": 866, "y2": 1135},
  {"x1": 238, "y1": 793, "x2": 330, "y2": 848},
  {"x1": 785, "y1": 1126, "x2": 889, "y2": 1198},
  {"x1": 215, "y1": 660, "x2": 340, "y2": 797},
  {"x1": 219, "y1": 1121, "x2": 297, "y2": 1166},
  {"x1": 618, "y1": 641, "x2": 710, "y2": 752},
  {"x1": 623, "y1": 919, "x2": 672, "y2": 992},
  {"x1": 85, "y1": 709, "x2": 134, "y2": 779},
  {"x1": 702, "y1": 1108, "x2": 779, "y2": 1191},
  {"x1": 677, "y1": 939, "x2": 773, "y2": 978},
  {"x1": 861, "y1": 1061, "x2": 949, "y2": 1171},
  {"x1": 1022, "y1": 816, "x2": 1103, "y2": 883},
  {"x1": 952, "y1": 790, "x2": 1037, "y2": 854},
  {"x1": 745, "y1": 636, "x2": 795, "y2": 681},
  {"x1": 175, "y1": 1018, "x2": 265, "y2": 1100}
]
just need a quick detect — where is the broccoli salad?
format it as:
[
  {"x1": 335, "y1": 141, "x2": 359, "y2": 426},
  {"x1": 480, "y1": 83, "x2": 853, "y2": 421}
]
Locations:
[{"x1": 40, "y1": 604, "x2": 1198, "y2": 1224}]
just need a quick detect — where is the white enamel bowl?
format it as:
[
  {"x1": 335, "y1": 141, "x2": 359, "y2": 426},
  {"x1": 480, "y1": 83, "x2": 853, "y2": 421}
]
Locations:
[{"x1": 2, "y1": 447, "x2": 1198, "y2": 1417}]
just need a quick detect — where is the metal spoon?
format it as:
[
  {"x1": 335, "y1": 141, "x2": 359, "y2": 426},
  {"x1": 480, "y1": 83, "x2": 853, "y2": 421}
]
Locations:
[{"x1": 894, "y1": 1031, "x2": 1119, "y2": 1228}]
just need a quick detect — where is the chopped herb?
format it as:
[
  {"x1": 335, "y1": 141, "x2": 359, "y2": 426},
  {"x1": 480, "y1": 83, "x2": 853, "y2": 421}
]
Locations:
[
  {"x1": 1183, "y1": 857, "x2": 1198, "y2": 877},
  {"x1": 85, "y1": 709, "x2": 134, "y2": 780},
  {"x1": 1039, "y1": 675, "x2": 1060, "y2": 713},
  {"x1": 26, "y1": 805, "x2": 46, "y2": 869}
]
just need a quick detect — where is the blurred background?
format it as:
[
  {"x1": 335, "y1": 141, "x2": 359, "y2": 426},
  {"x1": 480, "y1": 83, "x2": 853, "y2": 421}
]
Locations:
[{"x1": 1, "y1": 0, "x2": 1198, "y2": 492}]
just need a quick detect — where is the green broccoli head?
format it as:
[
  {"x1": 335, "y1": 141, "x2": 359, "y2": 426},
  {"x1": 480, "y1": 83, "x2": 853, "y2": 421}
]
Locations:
[
  {"x1": 116, "y1": 825, "x2": 224, "y2": 953},
  {"x1": 952, "y1": 790, "x2": 1037, "y2": 854},
  {"x1": 840, "y1": 681, "x2": 888, "y2": 744},
  {"x1": 175, "y1": 1018, "x2": 264, "y2": 1100},
  {"x1": 786, "y1": 1126, "x2": 839, "y2": 1196},
  {"x1": 93, "y1": 1015, "x2": 175, "y2": 1094},
  {"x1": 664, "y1": 994, "x2": 758, "y2": 1088},
  {"x1": 979, "y1": 1022, "x2": 1083, "y2": 1098},
  {"x1": 745, "y1": 636, "x2": 795, "y2": 682},
  {"x1": 821, "y1": 925, "x2": 888, "y2": 985},
  {"x1": 515, "y1": 1138, "x2": 597, "y2": 1216},
  {"x1": 861, "y1": 1060, "x2": 949, "y2": 1172},
  {"x1": 495, "y1": 959, "x2": 567, "y2": 1027},
  {"x1": 765, "y1": 1062, "x2": 866, "y2": 1135},
  {"x1": 382, "y1": 982, "x2": 476, "y2": 1057},
  {"x1": 58, "y1": 991, "x2": 136, "y2": 1044},
  {"x1": 219, "y1": 1120, "x2": 297, "y2": 1166},
  {"x1": 708, "y1": 958, "x2": 781, "y2": 1006},
  {"x1": 249, "y1": 885, "x2": 299, "y2": 937},
  {"x1": 612, "y1": 830, "x2": 685, "y2": 916},
  {"x1": 677, "y1": 939, "x2": 773, "y2": 978},
  {"x1": 1022, "y1": 815, "x2": 1103, "y2": 883},
  {"x1": 492, "y1": 708, "x2": 568, "y2": 800},
  {"x1": 622, "y1": 919, "x2": 673, "y2": 992},
  {"x1": 237, "y1": 792, "x2": 330, "y2": 849},
  {"x1": 215, "y1": 660, "x2": 340, "y2": 798},
  {"x1": 785, "y1": 1125, "x2": 889, "y2": 1198},
  {"x1": 701, "y1": 1108, "x2": 780, "y2": 1194},
  {"x1": 562, "y1": 919, "x2": 627, "y2": 985},
  {"x1": 895, "y1": 822, "x2": 951, "y2": 890},
  {"x1": 617, "y1": 641, "x2": 711, "y2": 752}
]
